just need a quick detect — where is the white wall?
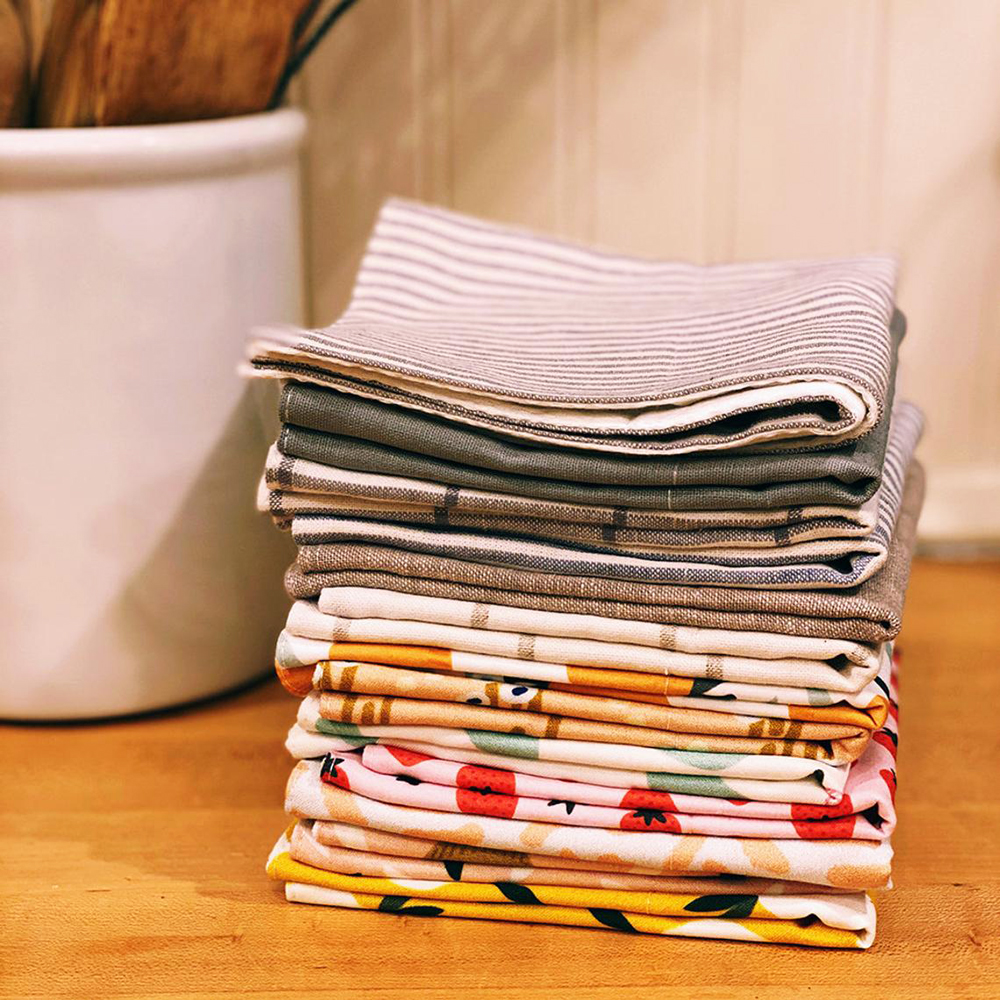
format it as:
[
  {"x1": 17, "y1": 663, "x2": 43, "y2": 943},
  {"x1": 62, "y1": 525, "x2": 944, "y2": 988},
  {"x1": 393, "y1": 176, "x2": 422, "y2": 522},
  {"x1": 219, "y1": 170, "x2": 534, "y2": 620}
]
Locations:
[{"x1": 299, "y1": 0, "x2": 1000, "y2": 541}]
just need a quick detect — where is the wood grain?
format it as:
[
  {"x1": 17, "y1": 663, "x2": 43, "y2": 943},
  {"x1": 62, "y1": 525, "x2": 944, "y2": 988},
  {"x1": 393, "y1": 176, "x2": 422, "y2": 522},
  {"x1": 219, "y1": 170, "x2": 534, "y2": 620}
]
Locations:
[
  {"x1": 36, "y1": 0, "x2": 308, "y2": 127},
  {"x1": 0, "y1": 558, "x2": 997, "y2": 998},
  {"x1": 0, "y1": 0, "x2": 30, "y2": 125}
]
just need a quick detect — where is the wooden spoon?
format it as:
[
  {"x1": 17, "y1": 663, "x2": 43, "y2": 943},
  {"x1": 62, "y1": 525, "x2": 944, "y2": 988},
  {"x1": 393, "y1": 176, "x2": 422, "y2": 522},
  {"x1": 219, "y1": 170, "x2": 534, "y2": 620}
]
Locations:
[
  {"x1": 37, "y1": 0, "x2": 311, "y2": 127},
  {"x1": 0, "y1": 0, "x2": 31, "y2": 125}
]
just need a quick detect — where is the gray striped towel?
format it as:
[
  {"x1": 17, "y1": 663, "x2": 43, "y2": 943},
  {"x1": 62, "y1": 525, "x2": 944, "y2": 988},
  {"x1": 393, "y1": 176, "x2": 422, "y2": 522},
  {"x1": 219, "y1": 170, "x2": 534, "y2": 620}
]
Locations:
[
  {"x1": 259, "y1": 481, "x2": 878, "y2": 553},
  {"x1": 276, "y1": 424, "x2": 888, "y2": 512},
  {"x1": 247, "y1": 198, "x2": 898, "y2": 455},
  {"x1": 292, "y1": 404, "x2": 921, "y2": 590},
  {"x1": 277, "y1": 315, "x2": 901, "y2": 491},
  {"x1": 261, "y1": 450, "x2": 881, "y2": 534},
  {"x1": 283, "y1": 461, "x2": 924, "y2": 643}
]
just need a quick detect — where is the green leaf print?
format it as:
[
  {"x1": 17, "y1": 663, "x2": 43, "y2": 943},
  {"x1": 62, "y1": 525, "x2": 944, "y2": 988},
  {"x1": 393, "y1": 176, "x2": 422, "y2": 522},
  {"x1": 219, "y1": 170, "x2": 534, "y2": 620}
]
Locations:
[
  {"x1": 377, "y1": 896, "x2": 445, "y2": 917},
  {"x1": 588, "y1": 908, "x2": 638, "y2": 933},
  {"x1": 378, "y1": 895, "x2": 411, "y2": 912},
  {"x1": 656, "y1": 749, "x2": 751, "y2": 772},
  {"x1": 466, "y1": 729, "x2": 540, "y2": 759},
  {"x1": 313, "y1": 719, "x2": 379, "y2": 747},
  {"x1": 494, "y1": 882, "x2": 541, "y2": 905},
  {"x1": 683, "y1": 894, "x2": 759, "y2": 919}
]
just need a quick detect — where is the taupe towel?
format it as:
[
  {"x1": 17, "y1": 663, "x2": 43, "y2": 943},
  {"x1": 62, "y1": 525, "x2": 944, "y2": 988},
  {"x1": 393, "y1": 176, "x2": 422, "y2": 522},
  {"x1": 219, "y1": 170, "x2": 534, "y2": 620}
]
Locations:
[
  {"x1": 261, "y1": 481, "x2": 878, "y2": 551},
  {"x1": 247, "y1": 199, "x2": 898, "y2": 455}
]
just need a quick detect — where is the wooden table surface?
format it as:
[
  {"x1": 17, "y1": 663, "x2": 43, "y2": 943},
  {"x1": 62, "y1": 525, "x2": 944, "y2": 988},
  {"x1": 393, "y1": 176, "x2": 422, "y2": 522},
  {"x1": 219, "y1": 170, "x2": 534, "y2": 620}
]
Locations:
[{"x1": 2, "y1": 558, "x2": 998, "y2": 999}]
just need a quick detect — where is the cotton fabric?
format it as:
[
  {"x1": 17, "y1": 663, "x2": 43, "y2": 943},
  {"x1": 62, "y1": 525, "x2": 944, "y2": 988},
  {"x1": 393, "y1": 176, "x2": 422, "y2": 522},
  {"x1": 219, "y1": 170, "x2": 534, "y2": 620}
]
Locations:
[{"x1": 247, "y1": 199, "x2": 898, "y2": 455}]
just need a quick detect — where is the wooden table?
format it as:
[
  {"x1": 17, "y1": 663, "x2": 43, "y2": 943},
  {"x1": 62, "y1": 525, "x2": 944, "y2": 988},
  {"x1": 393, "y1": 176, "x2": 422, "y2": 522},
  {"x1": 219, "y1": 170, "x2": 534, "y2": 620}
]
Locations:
[{"x1": 2, "y1": 558, "x2": 998, "y2": 999}]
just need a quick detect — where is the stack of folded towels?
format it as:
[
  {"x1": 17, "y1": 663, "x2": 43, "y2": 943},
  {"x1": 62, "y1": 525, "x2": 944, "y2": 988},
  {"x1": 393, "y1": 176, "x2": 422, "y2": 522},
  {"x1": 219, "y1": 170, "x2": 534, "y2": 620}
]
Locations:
[{"x1": 248, "y1": 199, "x2": 922, "y2": 948}]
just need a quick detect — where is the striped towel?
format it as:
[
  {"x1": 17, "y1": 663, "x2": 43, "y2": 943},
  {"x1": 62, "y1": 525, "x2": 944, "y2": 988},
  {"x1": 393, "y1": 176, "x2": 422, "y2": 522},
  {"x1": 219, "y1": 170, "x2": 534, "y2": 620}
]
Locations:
[
  {"x1": 290, "y1": 404, "x2": 922, "y2": 590},
  {"x1": 275, "y1": 324, "x2": 900, "y2": 494},
  {"x1": 247, "y1": 198, "x2": 898, "y2": 455},
  {"x1": 283, "y1": 460, "x2": 924, "y2": 642},
  {"x1": 260, "y1": 480, "x2": 881, "y2": 551}
]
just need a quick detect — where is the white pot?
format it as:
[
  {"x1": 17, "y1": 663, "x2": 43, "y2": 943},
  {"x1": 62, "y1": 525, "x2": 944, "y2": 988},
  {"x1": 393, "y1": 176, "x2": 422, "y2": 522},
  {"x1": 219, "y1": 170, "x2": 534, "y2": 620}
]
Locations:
[{"x1": 0, "y1": 109, "x2": 306, "y2": 719}]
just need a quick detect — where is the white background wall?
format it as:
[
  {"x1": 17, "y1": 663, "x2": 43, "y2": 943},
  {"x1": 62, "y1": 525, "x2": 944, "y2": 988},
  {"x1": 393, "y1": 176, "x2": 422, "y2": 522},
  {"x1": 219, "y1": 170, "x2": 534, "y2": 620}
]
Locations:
[{"x1": 298, "y1": 0, "x2": 1000, "y2": 541}]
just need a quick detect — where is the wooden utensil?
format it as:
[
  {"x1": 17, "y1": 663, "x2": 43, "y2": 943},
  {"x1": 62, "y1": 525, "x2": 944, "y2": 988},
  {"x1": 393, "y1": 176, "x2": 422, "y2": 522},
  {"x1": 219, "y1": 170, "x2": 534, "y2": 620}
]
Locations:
[
  {"x1": 0, "y1": 0, "x2": 31, "y2": 125},
  {"x1": 36, "y1": 0, "x2": 311, "y2": 127}
]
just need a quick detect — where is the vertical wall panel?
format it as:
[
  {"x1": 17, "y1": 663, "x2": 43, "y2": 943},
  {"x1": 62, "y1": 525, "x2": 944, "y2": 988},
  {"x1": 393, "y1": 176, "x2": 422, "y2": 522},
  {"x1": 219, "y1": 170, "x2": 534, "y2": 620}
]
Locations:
[
  {"x1": 299, "y1": 0, "x2": 419, "y2": 322},
  {"x1": 447, "y1": 0, "x2": 562, "y2": 229},
  {"x1": 730, "y1": 0, "x2": 884, "y2": 258},
  {"x1": 590, "y1": 0, "x2": 712, "y2": 258},
  {"x1": 875, "y1": 0, "x2": 1000, "y2": 537}
]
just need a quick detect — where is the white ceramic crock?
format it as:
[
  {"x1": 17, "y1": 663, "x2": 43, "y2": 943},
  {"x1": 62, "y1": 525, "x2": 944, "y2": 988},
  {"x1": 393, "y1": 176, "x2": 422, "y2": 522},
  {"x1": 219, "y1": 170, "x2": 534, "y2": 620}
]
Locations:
[{"x1": 0, "y1": 109, "x2": 305, "y2": 719}]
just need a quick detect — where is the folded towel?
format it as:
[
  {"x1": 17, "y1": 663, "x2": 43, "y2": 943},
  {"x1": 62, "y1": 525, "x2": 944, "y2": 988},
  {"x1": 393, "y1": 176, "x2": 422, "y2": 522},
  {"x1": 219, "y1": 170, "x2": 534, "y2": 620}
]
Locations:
[
  {"x1": 314, "y1": 587, "x2": 880, "y2": 669},
  {"x1": 263, "y1": 481, "x2": 880, "y2": 552},
  {"x1": 279, "y1": 424, "x2": 889, "y2": 511},
  {"x1": 282, "y1": 602, "x2": 884, "y2": 692},
  {"x1": 291, "y1": 407, "x2": 919, "y2": 591},
  {"x1": 313, "y1": 587, "x2": 880, "y2": 670},
  {"x1": 283, "y1": 760, "x2": 891, "y2": 888},
  {"x1": 290, "y1": 710, "x2": 855, "y2": 784},
  {"x1": 312, "y1": 748, "x2": 892, "y2": 840},
  {"x1": 299, "y1": 683, "x2": 871, "y2": 761},
  {"x1": 291, "y1": 819, "x2": 865, "y2": 891},
  {"x1": 287, "y1": 404, "x2": 920, "y2": 589},
  {"x1": 284, "y1": 462, "x2": 924, "y2": 641},
  {"x1": 264, "y1": 446, "x2": 877, "y2": 531},
  {"x1": 285, "y1": 727, "x2": 847, "y2": 805},
  {"x1": 248, "y1": 199, "x2": 898, "y2": 456},
  {"x1": 269, "y1": 831, "x2": 875, "y2": 947},
  {"x1": 360, "y1": 696, "x2": 896, "y2": 837},
  {"x1": 277, "y1": 324, "x2": 900, "y2": 488},
  {"x1": 275, "y1": 633, "x2": 891, "y2": 727}
]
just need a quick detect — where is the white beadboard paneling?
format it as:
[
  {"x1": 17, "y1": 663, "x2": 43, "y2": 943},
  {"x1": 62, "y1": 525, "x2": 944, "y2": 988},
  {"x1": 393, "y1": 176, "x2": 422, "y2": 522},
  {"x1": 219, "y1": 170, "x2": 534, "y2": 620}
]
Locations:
[
  {"x1": 591, "y1": 0, "x2": 712, "y2": 258},
  {"x1": 877, "y1": 0, "x2": 1000, "y2": 476},
  {"x1": 299, "y1": 0, "x2": 420, "y2": 322},
  {"x1": 300, "y1": 0, "x2": 1000, "y2": 540},
  {"x1": 730, "y1": 0, "x2": 885, "y2": 257},
  {"x1": 447, "y1": 0, "x2": 562, "y2": 229}
]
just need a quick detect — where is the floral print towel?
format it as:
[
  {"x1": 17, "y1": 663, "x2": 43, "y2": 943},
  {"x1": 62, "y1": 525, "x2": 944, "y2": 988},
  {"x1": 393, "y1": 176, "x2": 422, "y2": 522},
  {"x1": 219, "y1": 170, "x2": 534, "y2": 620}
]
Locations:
[
  {"x1": 295, "y1": 690, "x2": 869, "y2": 763},
  {"x1": 275, "y1": 635, "x2": 891, "y2": 731},
  {"x1": 311, "y1": 750, "x2": 887, "y2": 840},
  {"x1": 356, "y1": 690, "x2": 896, "y2": 840}
]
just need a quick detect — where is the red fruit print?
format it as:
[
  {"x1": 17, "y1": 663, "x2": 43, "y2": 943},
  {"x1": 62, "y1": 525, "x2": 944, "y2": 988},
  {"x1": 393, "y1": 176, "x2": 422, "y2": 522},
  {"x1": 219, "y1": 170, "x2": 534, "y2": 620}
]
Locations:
[
  {"x1": 620, "y1": 788, "x2": 676, "y2": 812},
  {"x1": 619, "y1": 809, "x2": 681, "y2": 832},
  {"x1": 386, "y1": 746, "x2": 433, "y2": 766},
  {"x1": 456, "y1": 765, "x2": 516, "y2": 796},
  {"x1": 319, "y1": 757, "x2": 351, "y2": 790},
  {"x1": 791, "y1": 794, "x2": 853, "y2": 821},
  {"x1": 791, "y1": 814, "x2": 856, "y2": 840},
  {"x1": 456, "y1": 788, "x2": 518, "y2": 818},
  {"x1": 872, "y1": 732, "x2": 898, "y2": 758},
  {"x1": 726, "y1": 799, "x2": 751, "y2": 807},
  {"x1": 880, "y1": 768, "x2": 897, "y2": 801}
]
